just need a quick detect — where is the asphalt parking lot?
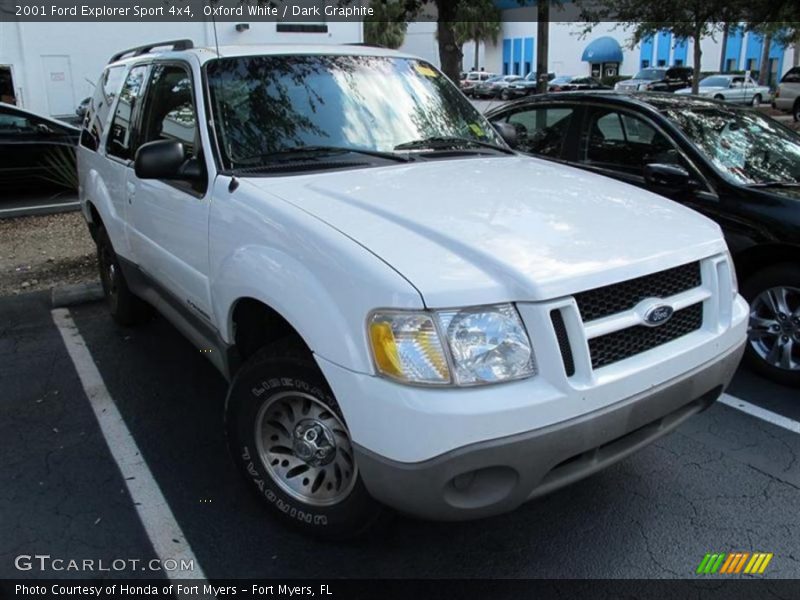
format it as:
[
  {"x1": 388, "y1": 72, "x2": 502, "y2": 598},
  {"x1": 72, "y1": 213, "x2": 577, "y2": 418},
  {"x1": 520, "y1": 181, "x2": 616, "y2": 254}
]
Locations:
[{"x1": 1, "y1": 290, "x2": 799, "y2": 580}]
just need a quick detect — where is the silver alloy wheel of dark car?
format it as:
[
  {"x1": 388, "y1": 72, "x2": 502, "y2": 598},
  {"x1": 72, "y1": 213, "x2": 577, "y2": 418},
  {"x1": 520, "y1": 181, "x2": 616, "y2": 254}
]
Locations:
[
  {"x1": 748, "y1": 286, "x2": 800, "y2": 371},
  {"x1": 254, "y1": 390, "x2": 357, "y2": 507}
]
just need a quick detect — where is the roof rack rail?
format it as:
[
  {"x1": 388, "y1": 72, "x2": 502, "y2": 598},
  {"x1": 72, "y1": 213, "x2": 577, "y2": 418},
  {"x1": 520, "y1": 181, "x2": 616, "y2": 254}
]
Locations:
[{"x1": 108, "y1": 39, "x2": 194, "y2": 64}]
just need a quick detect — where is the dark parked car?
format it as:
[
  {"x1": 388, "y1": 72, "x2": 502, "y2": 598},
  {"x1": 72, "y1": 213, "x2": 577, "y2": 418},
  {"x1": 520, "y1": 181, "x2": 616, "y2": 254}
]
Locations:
[
  {"x1": 488, "y1": 92, "x2": 800, "y2": 386},
  {"x1": 548, "y1": 75, "x2": 609, "y2": 93},
  {"x1": 503, "y1": 71, "x2": 556, "y2": 100},
  {"x1": 473, "y1": 75, "x2": 522, "y2": 99},
  {"x1": 615, "y1": 66, "x2": 694, "y2": 93},
  {"x1": 0, "y1": 103, "x2": 79, "y2": 190}
]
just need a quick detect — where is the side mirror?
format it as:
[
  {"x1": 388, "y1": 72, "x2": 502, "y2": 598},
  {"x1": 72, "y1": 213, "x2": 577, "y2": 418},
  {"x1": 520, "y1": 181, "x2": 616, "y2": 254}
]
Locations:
[
  {"x1": 492, "y1": 121, "x2": 518, "y2": 148},
  {"x1": 644, "y1": 163, "x2": 692, "y2": 192},
  {"x1": 134, "y1": 140, "x2": 200, "y2": 181}
]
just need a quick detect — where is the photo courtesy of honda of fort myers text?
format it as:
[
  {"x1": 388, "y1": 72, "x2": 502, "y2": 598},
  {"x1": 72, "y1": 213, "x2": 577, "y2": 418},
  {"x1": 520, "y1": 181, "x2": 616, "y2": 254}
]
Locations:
[{"x1": 1, "y1": 0, "x2": 800, "y2": 598}]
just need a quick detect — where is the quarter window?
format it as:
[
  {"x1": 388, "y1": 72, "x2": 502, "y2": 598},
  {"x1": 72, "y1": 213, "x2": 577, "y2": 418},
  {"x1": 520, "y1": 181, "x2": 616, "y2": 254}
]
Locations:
[
  {"x1": 501, "y1": 107, "x2": 574, "y2": 158},
  {"x1": 106, "y1": 65, "x2": 147, "y2": 160},
  {"x1": 80, "y1": 65, "x2": 124, "y2": 151}
]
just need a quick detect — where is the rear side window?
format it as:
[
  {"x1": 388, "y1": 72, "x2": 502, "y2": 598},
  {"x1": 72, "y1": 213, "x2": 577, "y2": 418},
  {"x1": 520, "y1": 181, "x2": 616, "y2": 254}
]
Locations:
[
  {"x1": 0, "y1": 111, "x2": 34, "y2": 134},
  {"x1": 782, "y1": 68, "x2": 800, "y2": 84},
  {"x1": 80, "y1": 66, "x2": 124, "y2": 151},
  {"x1": 500, "y1": 106, "x2": 574, "y2": 158},
  {"x1": 107, "y1": 65, "x2": 148, "y2": 160}
]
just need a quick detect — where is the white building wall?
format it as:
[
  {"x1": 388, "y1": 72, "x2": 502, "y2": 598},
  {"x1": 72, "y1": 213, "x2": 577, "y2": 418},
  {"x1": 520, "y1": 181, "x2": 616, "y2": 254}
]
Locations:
[
  {"x1": 5, "y1": 21, "x2": 362, "y2": 117},
  {"x1": 407, "y1": 18, "x2": 795, "y2": 81}
]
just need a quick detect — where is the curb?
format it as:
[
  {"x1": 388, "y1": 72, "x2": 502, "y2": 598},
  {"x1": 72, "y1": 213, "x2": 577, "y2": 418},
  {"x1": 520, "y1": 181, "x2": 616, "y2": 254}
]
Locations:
[{"x1": 51, "y1": 281, "x2": 104, "y2": 308}]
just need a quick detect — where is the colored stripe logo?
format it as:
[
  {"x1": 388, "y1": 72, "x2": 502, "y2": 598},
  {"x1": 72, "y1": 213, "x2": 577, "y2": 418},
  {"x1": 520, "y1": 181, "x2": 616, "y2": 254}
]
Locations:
[{"x1": 696, "y1": 552, "x2": 773, "y2": 575}]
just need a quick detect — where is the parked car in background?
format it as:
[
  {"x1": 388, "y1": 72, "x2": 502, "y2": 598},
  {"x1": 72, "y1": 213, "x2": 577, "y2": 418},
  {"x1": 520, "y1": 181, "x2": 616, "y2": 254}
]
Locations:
[
  {"x1": 774, "y1": 66, "x2": 800, "y2": 121},
  {"x1": 615, "y1": 67, "x2": 693, "y2": 93},
  {"x1": 460, "y1": 71, "x2": 496, "y2": 97},
  {"x1": 488, "y1": 91, "x2": 800, "y2": 386},
  {"x1": 80, "y1": 42, "x2": 746, "y2": 537},
  {"x1": 0, "y1": 102, "x2": 79, "y2": 190},
  {"x1": 675, "y1": 75, "x2": 770, "y2": 106},
  {"x1": 504, "y1": 72, "x2": 557, "y2": 99},
  {"x1": 473, "y1": 75, "x2": 522, "y2": 99},
  {"x1": 548, "y1": 75, "x2": 610, "y2": 93},
  {"x1": 76, "y1": 96, "x2": 91, "y2": 121}
]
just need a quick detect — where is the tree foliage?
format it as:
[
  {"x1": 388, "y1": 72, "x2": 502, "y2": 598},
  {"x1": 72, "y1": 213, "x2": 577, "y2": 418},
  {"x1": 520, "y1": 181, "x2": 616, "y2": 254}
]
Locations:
[
  {"x1": 364, "y1": 1, "x2": 410, "y2": 49},
  {"x1": 452, "y1": 1, "x2": 502, "y2": 71}
]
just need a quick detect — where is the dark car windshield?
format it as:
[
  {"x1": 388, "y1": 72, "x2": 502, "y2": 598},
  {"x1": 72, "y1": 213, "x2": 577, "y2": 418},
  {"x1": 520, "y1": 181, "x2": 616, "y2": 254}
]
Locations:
[
  {"x1": 634, "y1": 69, "x2": 667, "y2": 80},
  {"x1": 206, "y1": 54, "x2": 502, "y2": 170},
  {"x1": 665, "y1": 107, "x2": 800, "y2": 185}
]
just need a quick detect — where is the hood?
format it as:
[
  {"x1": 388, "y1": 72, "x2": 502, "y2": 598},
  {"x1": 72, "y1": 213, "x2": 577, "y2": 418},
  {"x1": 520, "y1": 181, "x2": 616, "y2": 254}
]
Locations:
[{"x1": 245, "y1": 156, "x2": 726, "y2": 307}]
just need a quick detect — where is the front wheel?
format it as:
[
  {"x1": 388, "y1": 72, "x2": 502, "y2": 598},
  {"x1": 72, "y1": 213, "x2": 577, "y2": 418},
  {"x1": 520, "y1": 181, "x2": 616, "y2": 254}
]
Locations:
[
  {"x1": 793, "y1": 99, "x2": 800, "y2": 122},
  {"x1": 751, "y1": 94, "x2": 762, "y2": 107},
  {"x1": 742, "y1": 264, "x2": 800, "y2": 387},
  {"x1": 714, "y1": 94, "x2": 725, "y2": 101},
  {"x1": 500, "y1": 89, "x2": 510, "y2": 101},
  {"x1": 225, "y1": 342, "x2": 387, "y2": 538}
]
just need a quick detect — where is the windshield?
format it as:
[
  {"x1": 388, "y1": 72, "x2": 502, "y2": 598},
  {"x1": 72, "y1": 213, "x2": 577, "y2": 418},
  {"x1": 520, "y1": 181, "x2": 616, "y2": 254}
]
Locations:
[
  {"x1": 206, "y1": 55, "x2": 502, "y2": 170},
  {"x1": 665, "y1": 107, "x2": 800, "y2": 185},
  {"x1": 700, "y1": 76, "x2": 731, "y2": 88},
  {"x1": 634, "y1": 69, "x2": 666, "y2": 80},
  {"x1": 550, "y1": 76, "x2": 574, "y2": 84}
]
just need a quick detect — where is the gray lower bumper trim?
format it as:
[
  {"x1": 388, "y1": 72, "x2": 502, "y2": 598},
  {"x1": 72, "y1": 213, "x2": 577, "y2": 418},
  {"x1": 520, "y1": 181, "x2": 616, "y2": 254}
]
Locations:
[{"x1": 354, "y1": 341, "x2": 745, "y2": 521}]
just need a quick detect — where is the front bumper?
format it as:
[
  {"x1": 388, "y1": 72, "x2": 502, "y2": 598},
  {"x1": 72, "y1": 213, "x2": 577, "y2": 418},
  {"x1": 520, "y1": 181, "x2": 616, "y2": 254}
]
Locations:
[{"x1": 353, "y1": 339, "x2": 744, "y2": 520}]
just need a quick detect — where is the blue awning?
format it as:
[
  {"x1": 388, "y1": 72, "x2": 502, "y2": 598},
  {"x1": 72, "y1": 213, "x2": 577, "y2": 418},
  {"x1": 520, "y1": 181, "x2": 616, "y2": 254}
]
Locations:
[{"x1": 582, "y1": 37, "x2": 623, "y2": 63}]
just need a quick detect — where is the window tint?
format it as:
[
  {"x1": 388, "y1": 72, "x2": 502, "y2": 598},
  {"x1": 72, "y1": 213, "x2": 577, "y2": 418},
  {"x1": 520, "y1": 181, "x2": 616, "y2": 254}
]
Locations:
[
  {"x1": 503, "y1": 107, "x2": 573, "y2": 157},
  {"x1": 0, "y1": 111, "x2": 34, "y2": 134},
  {"x1": 781, "y1": 67, "x2": 800, "y2": 84},
  {"x1": 80, "y1": 66, "x2": 125, "y2": 151},
  {"x1": 106, "y1": 65, "x2": 147, "y2": 160},
  {"x1": 139, "y1": 65, "x2": 197, "y2": 158},
  {"x1": 583, "y1": 109, "x2": 682, "y2": 174}
]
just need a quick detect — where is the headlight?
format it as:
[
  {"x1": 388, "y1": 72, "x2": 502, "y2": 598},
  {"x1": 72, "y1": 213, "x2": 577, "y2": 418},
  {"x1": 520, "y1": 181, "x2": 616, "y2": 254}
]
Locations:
[{"x1": 368, "y1": 304, "x2": 536, "y2": 386}]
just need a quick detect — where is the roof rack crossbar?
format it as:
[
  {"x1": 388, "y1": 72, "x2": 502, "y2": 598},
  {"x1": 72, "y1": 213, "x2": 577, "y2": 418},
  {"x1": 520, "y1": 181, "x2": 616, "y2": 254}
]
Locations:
[{"x1": 108, "y1": 39, "x2": 194, "y2": 64}]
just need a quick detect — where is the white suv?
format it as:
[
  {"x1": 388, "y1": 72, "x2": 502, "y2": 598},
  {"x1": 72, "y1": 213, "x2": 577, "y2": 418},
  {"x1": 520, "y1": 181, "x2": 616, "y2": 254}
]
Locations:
[{"x1": 78, "y1": 41, "x2": 748, "y2": 537}]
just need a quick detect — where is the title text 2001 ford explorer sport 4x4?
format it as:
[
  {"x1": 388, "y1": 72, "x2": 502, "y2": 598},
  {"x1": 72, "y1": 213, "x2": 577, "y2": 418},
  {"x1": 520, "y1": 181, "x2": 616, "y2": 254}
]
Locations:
[{"x1": 78, "y1": 41, "x2": 748, "y2": 537}]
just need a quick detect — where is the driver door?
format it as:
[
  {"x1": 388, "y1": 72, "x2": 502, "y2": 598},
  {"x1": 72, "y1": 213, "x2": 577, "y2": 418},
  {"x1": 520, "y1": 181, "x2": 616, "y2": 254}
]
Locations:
[{"x1": 126, "y1": 61, "x2": 213, "y2": 321}]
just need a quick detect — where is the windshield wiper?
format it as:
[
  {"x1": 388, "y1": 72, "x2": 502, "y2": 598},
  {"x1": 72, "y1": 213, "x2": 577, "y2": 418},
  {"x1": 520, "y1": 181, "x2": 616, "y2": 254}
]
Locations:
[
  {"x1": 393, "y1": 136, "x2": 513, "y2": 154},
  {"x1": 747, "y1": 181, "x2": 800, "y2": 188},
  {"x1": 232, "y1": 145, "x2": 411, "y2": 169}
]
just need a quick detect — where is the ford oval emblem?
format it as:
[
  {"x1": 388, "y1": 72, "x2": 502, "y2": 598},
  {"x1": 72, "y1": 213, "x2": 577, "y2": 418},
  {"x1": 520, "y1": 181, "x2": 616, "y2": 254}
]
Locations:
[{"x1": 643, "y1": 304, "x2": 674, "y2": 327}]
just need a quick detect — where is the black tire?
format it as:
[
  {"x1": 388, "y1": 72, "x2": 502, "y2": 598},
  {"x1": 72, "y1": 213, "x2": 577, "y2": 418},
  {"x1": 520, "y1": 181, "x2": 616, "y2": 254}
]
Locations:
[
  {"x1": 225, "y1": 341, "x2": 387, "y2": 538},
  {"x1": 741, "y1": 263, "x2": 800, "y2": 387},
  {"x1": 714, "y1": 94, "x2": 725, "y2": 101},
  {"x1": 794, "y1": 99, "x2": 800, "y2": 122},
  {"x1": 95, "y1": 226, "x2": 150, "y2": 326},
  {"x1": 500, "y1": 89, "x2": 510, "y2": 101},
  {"x1": 751, "y1": 94, "x2": 762, "y2": 107}
]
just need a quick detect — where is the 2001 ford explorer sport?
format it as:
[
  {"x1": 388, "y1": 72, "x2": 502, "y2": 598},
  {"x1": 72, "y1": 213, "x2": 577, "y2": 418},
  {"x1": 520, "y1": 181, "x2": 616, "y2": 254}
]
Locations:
[{"x1": 77, "y1": 41, "x2": 748, "y2": 537}]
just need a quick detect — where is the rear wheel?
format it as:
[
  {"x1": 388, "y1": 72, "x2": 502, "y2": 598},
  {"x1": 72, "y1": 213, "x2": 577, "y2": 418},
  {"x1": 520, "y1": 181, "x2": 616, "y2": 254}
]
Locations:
[
  {"x1": 793, "y1": 99, "x2": 800, "y2": 122},
  {"x1": 742, "y1": 264, "x2": 800, "y2": 387},
  {"x1": 500, "y1": 89, "x2": 510, "y2": 101},
  {"x1": 225, "y1": 341, "x2": 387, "y2": 538},
  {"x1": 714, "y1": 94, "x2": 725, "y2": 101},
  {"x1": 95, "y1": 226, "x2": 150, "y2": 326},
  {"x1": 751, "y1": 94, "x2": 762, "y2": 107}
]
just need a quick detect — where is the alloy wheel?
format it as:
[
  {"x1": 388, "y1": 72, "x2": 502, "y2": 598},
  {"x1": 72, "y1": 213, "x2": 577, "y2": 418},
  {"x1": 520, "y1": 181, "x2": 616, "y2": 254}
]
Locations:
[
  {"x1": 254, "y1": 391, "x2": 357, "y2": 506},
  {"x1": 748, "y1": 286, "x2": 800, "y2": 371}
]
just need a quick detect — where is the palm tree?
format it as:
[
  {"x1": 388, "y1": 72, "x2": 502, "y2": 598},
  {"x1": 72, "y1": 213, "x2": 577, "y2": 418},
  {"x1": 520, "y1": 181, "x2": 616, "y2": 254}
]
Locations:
[
  {"x1": 364, "y1": 1, "x2": 409, "y2": 49},
  {"x1": 452, "y1": 0, "x2": 502, "y2": 71}
]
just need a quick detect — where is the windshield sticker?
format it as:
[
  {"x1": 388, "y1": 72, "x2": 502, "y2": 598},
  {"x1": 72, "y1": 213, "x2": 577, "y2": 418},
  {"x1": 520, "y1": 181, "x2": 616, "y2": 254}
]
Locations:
[
  {"x1": 415, "y1": 64, "x2": 438, "y2": 78},
  {"x1": 469, "y1": 123, "x2": 485, "y2": 137}
]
